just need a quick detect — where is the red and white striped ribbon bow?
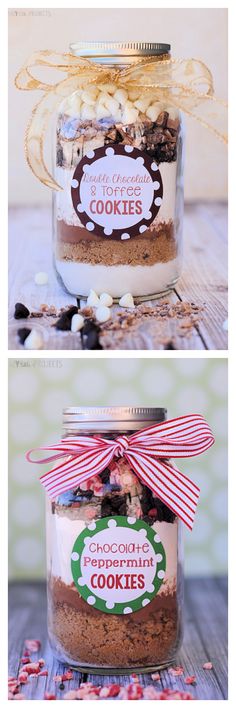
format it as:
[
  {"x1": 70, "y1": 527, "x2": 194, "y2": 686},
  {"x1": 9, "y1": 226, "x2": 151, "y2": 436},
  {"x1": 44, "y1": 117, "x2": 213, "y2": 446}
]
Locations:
[{"x1": 26, "y1": 414, "x2": 214, "y2": 530}]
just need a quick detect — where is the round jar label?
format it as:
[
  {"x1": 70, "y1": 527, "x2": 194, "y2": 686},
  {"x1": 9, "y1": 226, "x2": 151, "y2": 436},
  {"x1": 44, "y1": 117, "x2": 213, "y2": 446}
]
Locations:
[
  {"x1": 71, "y1": 145, "x2": 163, "y2": 240},
  {"x1": 71, "y1": 516, "x2": 166, "y2": 615}
]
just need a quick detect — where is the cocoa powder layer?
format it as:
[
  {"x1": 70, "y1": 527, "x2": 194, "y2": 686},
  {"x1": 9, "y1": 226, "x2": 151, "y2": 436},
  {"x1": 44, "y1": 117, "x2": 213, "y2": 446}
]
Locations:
[
  {"x1": 48, "y1": 577, "x2": 180, "y2": 668},
  {"x1": 56, "y1": 220, "x2": 177, "y2": 266}
]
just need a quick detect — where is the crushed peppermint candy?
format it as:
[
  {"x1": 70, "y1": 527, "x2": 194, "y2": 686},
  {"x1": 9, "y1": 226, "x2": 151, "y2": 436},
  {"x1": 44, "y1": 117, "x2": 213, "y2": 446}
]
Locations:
[
  {"x1": 144, "y1": 687, "x2": 194, "y2": 700},
  {"x1": 53, "y1": 670, "x2": 73, "y2": 682},
  {"x1": 99, "y1": 684, "x2": 120, "y2": 698},
  {"x1": 168, "y1": 665, "x2": 185, "y2": 677},
  {"x1": 119, "y1": 684, "x2": 144, "y2": 700},
  {"x1": 18, "y1": 672, "x2": 28, "y2": 685},
  {"x1": 151, "y1": 672, "x2": 161, "y2": 681},
  {"x1": 10, "y1": 641, "x2": 218, "y2": 700},
  {"x1": 184, "y1": 676, "x2": 196, "y2": 685}
]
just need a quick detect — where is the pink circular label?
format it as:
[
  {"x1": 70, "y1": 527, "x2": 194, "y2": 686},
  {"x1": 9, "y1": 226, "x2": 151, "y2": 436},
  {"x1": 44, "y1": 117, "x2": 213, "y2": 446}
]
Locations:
[{"x1": 71, "y1": 144, "x2": 163, "y2": 240}]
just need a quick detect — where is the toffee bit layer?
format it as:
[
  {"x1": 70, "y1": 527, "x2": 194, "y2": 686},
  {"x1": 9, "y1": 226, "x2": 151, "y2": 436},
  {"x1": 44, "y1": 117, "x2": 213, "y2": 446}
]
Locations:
[
  {"x1": 57, "y1": 111, "x2": 180, "y2": 168},
  {"x1": 56, "y1": 220, "x2": 177, "y2": 266},
  {"x1": 48, "y1": 578, "x2": 179, "y2": 668}
]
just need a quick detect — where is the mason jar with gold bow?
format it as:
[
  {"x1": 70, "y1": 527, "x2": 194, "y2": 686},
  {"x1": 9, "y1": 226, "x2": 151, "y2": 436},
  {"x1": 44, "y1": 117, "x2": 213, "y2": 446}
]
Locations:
[{"x1": 15, "y1": 42, "x2": 227, "y2": 301}]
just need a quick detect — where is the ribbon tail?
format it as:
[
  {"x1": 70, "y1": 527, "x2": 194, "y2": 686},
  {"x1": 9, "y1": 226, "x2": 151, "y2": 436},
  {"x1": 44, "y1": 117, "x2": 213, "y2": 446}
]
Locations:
[
  {"x1": 166, "y1": 91, "x2": 227, "y2": 145},
  {"x1": 125, "y1": 451, "x2": 200, "y2": 530}
]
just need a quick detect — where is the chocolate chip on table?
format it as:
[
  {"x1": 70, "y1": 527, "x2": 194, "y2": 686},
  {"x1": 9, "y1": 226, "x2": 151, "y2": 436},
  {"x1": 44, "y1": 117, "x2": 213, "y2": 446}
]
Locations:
[
  {"x1": 55, "y1": 306, "x2": 78, "y2": 331},
  {"x1": 17, "y1": 327, "x2": 31, "y2": 345},
  {"x1": 55, "y1": 313, "x2": 71, "y2": 331},
  {"x1": 14, "y1": 302, "x2": 30, "y2": 319},
  {"x1": 81, "y1": 320, "x2": 103, "y2": 350},
  {"x1": 66, "y1": 306, "x2": 79, "y2": 320},
  {"x1": 164, "y1": 341, "x2": 176, "y2": 350}
]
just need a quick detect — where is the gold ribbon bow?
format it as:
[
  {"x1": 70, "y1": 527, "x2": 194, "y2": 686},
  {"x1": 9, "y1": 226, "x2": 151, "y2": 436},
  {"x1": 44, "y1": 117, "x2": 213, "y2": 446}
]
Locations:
[{"x1": 15, "y1": 50, "x2": 228, "y2": 191}]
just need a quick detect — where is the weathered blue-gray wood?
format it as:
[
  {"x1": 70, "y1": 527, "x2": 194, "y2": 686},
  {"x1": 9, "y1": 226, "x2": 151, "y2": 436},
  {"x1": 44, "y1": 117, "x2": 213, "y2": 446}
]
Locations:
[{"x1": 8, "y1": 577, "x2": 227, "y2": 700}]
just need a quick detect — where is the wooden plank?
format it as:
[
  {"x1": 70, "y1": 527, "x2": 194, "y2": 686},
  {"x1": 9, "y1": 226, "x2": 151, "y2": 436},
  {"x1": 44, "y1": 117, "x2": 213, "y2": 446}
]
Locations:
[
  {"x1": 9, "y1": 578, "x2": 227, "y2": 699},
  {"x1": 176, "y1": 203, "x2": 228, "y2": 350},
  {"x1": 182, "y1": 577, "x2": 228, "y2": 699},
  {"x1": 9, "y1": 205, "x2": 227, "y2": 350},
  {"x1": 8, "y1": 581, "x2": 82, "y2": 700}
]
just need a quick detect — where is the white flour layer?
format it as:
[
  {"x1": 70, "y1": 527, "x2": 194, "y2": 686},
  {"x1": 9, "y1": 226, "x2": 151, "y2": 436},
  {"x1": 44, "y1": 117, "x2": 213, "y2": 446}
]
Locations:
[{"x1": 55, "y1": 258, "x2": 179, "y2": 298}]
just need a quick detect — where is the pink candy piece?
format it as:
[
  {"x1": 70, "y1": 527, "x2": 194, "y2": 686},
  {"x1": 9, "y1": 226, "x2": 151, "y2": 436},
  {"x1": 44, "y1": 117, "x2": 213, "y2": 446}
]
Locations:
[
  {"x1": 168, "y1": 665, "x2": 185, "y2": 676},
  {"x1": 23, "y1": 662, "x2": 40, "y2": 675},
  {"x1": 38, "y1": 658, "x2": 45, "y2": 667},
  {"x1": 25, "y1": 639, "x2": 41, "y2": 653},
  {"x1": 203, "y1": 662, "x2": 213, "y2": 670},
  {"x1": 151, "y1": 672, "x2": 161, "y2": 681},
  {"x1": 119, "y1": 683, "x2": 143, "y2": 700},
  {"x1": 8, "y1": 679, "x2": 18, "y2": 690},
  {"x1": 130, "y1": 673, "x2": 139, "y2": 683},
  {"x1": 13, "y1": 695, "x2": 26, "y2": 701},
  {"x1": 18, "y1": 672, "x2": 28, "y2": 684},
  {"x1": 53, "y1": 670, "x2": 73, "y2": 682},
  {"x1": 44, "y1": 692, "x2": 56, "y2": 700},
  {"x1": 63, "y1": 690, "x2": 79, "y2": 700},
  {"x1": 184, "y1": 676, "x2": 196, "y2": 685},
  {"x1": 99, "y1": 686, "x2": 110, "y2": 698},
  {"x1": 157, "y1": 688, "x2": 194, "y2": 700},
  {"x1": 99, "y1": 685, "x2": 120, "y2": 698}
]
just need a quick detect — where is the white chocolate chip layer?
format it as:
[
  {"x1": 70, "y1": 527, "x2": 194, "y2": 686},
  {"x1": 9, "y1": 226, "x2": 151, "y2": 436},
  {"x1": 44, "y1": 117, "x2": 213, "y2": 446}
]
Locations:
[{"x1": 60, "y1": 85, "x2": 179, "y2": 126}]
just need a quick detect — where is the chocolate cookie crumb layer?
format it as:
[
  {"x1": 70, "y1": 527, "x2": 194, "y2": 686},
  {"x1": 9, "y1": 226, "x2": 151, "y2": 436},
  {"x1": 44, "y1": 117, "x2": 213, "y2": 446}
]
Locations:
[
  {"x1": 56, "y1": 221, "x2": 177, "y2": 266},
  {"x1": 48, "y1": 578, "x2": 180, "y2": 669}
]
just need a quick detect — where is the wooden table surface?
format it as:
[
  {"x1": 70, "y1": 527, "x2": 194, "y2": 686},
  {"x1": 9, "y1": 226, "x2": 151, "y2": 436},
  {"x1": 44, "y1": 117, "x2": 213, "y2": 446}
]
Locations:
[
  {"x1": 9, "y1": 577, "x2": 227, "y2": 700},
  {"x1": 9, "y1": 203, "x2": 227, "y2": 350}
]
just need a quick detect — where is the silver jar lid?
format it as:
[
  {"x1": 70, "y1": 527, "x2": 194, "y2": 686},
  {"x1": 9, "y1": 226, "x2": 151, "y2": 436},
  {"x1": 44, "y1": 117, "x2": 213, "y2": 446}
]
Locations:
[
  {"x1": 70, "y1": 41, "x2": 170, "y2": 64},
  {"x1": 63, "y1": 406, "x2": 167, "y2": 433}
]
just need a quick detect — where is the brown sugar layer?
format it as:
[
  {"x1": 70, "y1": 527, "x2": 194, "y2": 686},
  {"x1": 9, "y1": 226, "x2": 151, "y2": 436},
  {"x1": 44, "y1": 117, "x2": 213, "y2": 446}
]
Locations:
[
  {"x1": 56, "y1": 220, "x2": 177, "y2": 266},
  {"x1": 48, "y1": 577, "x2": 179, "y2": 668}
]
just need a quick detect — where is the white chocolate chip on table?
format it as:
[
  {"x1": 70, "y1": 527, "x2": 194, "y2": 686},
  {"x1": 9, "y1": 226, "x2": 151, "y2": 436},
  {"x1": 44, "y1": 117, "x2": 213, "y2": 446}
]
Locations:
[
  {"x1": 34, "y1": 271, "x2": 48, "y2": 285},
  {"x1": 71, "y1": 313, "x2": 84, "y2": 332},
  {"x1": 24, "y1": 329, "x2": 44, "y2": 350},
  {"x1": 99, "y1": 293, "x2": 113, "y2": 307},
  {"x1": 119, "y1": 293, "x2": 135, "y2": 309},
  {"x1": 96, "y1": 306, "x2": 111, "y2": 323},
  {"x1": 86, "y1": 289, "x2": 100, "y2": 307}
]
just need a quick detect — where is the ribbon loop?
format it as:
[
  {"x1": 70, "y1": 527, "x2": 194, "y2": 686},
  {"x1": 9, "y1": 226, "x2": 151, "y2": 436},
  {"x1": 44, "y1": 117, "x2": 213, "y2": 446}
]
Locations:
[
  {"x1": 26, "y1": 414, "x2": 214, "y2": 530},
  {"x1": 15, "y1": 52, "x2": 227, "y2": 191}
]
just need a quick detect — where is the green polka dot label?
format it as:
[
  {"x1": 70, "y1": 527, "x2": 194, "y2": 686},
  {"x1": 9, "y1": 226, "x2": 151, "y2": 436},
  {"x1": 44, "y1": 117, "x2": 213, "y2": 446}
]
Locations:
[{"x1": 71, "y1": 516, "x2": 166, "y2": 615}]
